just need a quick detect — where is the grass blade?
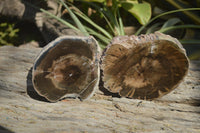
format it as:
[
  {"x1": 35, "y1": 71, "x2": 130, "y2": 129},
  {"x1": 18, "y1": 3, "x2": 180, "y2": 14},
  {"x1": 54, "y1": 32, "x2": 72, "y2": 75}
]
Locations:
[
  {"x1": 75, "y1": 1, "x2": 116, "y2": 35},
  {"x1": 72, "y1": 8, "x2": 113, "y2": 39},
  {"x1": 40, "y1": 8, "x2": 79, "y2": 31},
  {"x1": 158, "y1": 24, "x2": 200, "y2": 33},
  {"x1": 77, "y1": 1, "x2": 121, "y2": 36},
  {"x1": 85, "y1": 26, "x2": 110, "y2": 49},
  {"x1": 103, "y1": 7, "x2": 120, "y2": 36},
  {"x1": 59, "y1": 0, "x2": 89, "y2": 36},
  {"x1": 117, "y1": 10, "x2": 125, "y2": 35},
  {"x1": 89, "y1": 2, "x2": 121, "y2": 36},
  {"x1": 101, "y1": 11, "x2": 115, "y2": 35},
  {"x1": 146, "y1": 23, "x2": 162, "y2": 34},
  {"x1": 166, "y1": 0, "x2": 200, "y2": 24},
  {"x1": 85, "y1": 26, "x2": 111, "y2": 44},
  {"x1": 135, "y1": 8, "x2": 200, "y2": 35},
  {"x1": 161, "y1": 18, "x2": 182, "y2": 29}
]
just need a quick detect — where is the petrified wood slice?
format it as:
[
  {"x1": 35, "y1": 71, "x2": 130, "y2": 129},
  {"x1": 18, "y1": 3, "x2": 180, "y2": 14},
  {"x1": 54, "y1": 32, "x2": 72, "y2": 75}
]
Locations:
[
  {"x1": 32, "y1": 36, "x2": 100, "y2": 102},
  {"x1": 101, "y1": 32, "x2": 189, "y2": 99}
]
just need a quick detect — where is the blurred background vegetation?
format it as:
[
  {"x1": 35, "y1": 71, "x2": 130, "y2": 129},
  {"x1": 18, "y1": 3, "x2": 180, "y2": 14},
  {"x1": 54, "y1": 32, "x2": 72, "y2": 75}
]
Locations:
[{"x1": 0, "y1": 0, "x2": 200, "y2": 59}]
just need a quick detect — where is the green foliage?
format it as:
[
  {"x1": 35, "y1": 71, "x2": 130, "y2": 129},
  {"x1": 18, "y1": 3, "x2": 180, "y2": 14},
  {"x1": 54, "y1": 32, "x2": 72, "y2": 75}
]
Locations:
[
  {"x1": 120, "y1": 1, "x2": 151, "y2": 25},
  {"x1": 0, "y1": 22, "x2": 19, "y2": 46},
  {"x1": 135, "y1": 8, "x2": 200, "y2": 35},
  {"x1": 41, "y1": 0, "x2": 200, "y2": 49},
  {"x1": 40, "y1": 0, "x2": 152, "y2": 47},
  {"x1": 41, "y1": 0, "x2": 119, "y2": 48},
  {"x1": 164, "y1": 0, "x2": 200, "y2": 24},
  {"x1": 81, "y1": 0, "x2": 152, "y2": 25},
  {"x1": 59, "y1": 0, "x2": 89, "y2": 36},
  {"x1": 59, "y1": 0, "x2": 151, "y2": 46},
  {"x1": 146, "y1": 17, "x2": 200, "y2": 34}
]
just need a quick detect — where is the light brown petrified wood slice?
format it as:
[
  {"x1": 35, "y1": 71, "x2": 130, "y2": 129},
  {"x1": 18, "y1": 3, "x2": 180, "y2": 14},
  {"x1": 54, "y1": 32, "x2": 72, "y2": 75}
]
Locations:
[
  {"x1": 32, "y1": 36, "x2": 101, "y2": 102},
  {"x1": 101, "y1": 32, "x2": 189, "y2": 99}
]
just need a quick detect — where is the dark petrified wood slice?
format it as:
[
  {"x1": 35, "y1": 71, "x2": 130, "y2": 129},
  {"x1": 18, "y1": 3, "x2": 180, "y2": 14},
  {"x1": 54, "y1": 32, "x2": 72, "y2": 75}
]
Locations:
[
  {"x1": 32, "y1": 36, "x2": 100, "y2": 102},
  {"x1": 101, "y1": 32, "x2": 189, "y2": 99}
]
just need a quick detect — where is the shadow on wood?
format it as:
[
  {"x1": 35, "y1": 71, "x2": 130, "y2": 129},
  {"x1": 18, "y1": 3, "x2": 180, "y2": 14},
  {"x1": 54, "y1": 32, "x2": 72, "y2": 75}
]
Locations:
[
  {"x1": 0, "y1": 125, "x2": 14, "y2": 133},
  {"x1": 99, "y1": 70, "x2": 120, "y2": 98}
]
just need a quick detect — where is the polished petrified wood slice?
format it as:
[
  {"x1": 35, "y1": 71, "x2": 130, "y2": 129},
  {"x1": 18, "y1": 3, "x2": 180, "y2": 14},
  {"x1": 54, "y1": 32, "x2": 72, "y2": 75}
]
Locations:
[
  {"x1": 32, "y1": 36, "x2": 100, "y2": 102},
  {"x1": 101, "y1": 32, "x2": 189, "y2": 99}
]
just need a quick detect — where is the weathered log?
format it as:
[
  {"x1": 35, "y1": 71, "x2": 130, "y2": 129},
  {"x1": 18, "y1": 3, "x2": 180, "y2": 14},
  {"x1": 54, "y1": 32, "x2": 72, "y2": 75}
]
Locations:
[
  {"x1": 0, "y1": 45, "x2": 199, "y2": 133},
  {"x1": 32, "y1": 36, "x2": 100, "y2": 102},
  {"x1": 101, "y1": 32, "x2": 189, "y2": 99}
]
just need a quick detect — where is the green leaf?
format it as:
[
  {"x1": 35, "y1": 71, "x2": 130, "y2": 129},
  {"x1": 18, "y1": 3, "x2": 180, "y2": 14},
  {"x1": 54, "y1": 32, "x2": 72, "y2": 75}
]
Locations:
[
  {"x1": 0, "y1": 23, "x2": 7, "y2": 27},
  {"x1": 121, "y1": 1, "x2": 151, "y2": 25}
]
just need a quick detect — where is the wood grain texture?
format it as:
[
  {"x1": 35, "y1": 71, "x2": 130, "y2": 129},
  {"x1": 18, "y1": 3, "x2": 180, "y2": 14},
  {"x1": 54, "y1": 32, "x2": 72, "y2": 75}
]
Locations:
[
  {"x1": 0, "y1": 46, "x2": 200, "y2": 133},
  {"x1": 32, "y1": 36, "x2": 100, "y2": 102},
  {"x1": 101, "y1": 32, "x2": 189, "y2": 99}
]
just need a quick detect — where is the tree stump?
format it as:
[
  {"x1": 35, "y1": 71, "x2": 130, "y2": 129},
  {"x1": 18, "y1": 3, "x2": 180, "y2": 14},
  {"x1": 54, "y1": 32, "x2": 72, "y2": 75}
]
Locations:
[
  {"x1": 0, "y1": 45, "x2": 199, "y2": 133},
  {"x1": 101, "y1": 32, "x2": 189, "y2": 99}
]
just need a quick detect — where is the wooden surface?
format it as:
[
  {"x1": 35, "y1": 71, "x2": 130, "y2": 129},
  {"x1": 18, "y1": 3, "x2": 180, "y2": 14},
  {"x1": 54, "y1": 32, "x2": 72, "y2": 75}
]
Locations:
[{"x1": 0, "y1": 46, "x2": 199, "y2": 133}]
